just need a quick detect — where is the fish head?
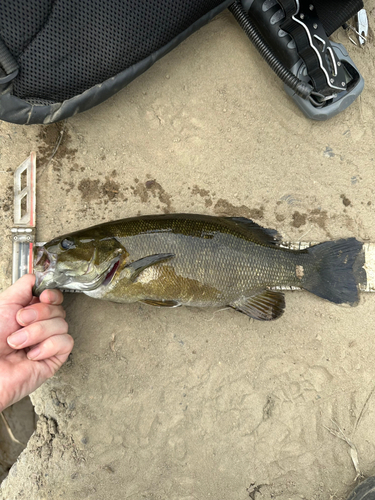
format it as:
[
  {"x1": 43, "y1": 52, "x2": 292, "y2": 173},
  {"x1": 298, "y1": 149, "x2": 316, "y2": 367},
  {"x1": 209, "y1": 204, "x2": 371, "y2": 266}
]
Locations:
[{"x1": 33, "y1": 231, "x2": 124, "y2": 295}]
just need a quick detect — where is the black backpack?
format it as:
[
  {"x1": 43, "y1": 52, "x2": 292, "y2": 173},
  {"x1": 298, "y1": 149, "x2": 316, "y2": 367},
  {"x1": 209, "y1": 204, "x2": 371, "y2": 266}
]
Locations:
[{"x1": 0, "y1": 0, "x2": 363, "y2": 124}]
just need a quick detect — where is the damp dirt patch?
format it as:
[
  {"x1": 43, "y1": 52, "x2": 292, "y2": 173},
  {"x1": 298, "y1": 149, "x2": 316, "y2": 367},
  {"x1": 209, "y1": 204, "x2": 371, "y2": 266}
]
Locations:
[
  {"x1": 131, "y1": 178, "x2": 174, "y2": 213},
  {"x1": 78, "y1": 178, "x2": 101, "y2": 202},
  {"x1": 78, "y1": 177, "x2": 121, "y2": 203},
  {"x1": 191, "y1": 185, "x2": 213, "y2": 207},
  {"x1": 191, "y1": 185, "x2": 210, "y2": 198},
  {"x1": 214, "y1": 199, "x2": 264, "y2": 220},
  {"x1": 102, "y1": 178, "x2": 121, "y2": 201},
  {"x1": 145, "y1": 179, "x2": 173, "y2": 213},
  {"x1": 341, "y1": 194, "x2": 351, "y2": 207},
  {"x1": 291, "y1": 211, "x2": 307, "y2": 228},
  {"x1": 36, "y1": 122, "x2": 78, "y2": 170}
]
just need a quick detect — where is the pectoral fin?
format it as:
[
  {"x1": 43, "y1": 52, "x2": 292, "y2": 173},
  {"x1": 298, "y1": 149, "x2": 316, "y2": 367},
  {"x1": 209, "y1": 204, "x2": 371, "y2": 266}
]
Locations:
[
  {"x1": 142, "y1": 299, "x2": 180, "y2": 308},
  {"x1": 126, "y1": 253, "x2": 174, "y2": 282},
  {"x1": 230, "y1": 290, "x2": 285, "y2": 321}
]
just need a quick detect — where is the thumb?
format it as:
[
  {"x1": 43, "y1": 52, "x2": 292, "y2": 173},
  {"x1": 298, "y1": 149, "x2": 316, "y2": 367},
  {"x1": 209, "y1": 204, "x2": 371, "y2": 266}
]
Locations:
[{"x1": 0, "y1": 274, "x2": 35, "y2": 307}]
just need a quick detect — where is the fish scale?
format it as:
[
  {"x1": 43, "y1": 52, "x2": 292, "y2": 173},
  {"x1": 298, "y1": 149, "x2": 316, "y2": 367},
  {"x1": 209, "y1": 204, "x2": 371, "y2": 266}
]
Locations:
[
  {"x1": 113, "y1": 231, "x2": 303, "y2": 302},
  {"x1": 33, "y1": 214, "x2": 365, "y2": 321}
]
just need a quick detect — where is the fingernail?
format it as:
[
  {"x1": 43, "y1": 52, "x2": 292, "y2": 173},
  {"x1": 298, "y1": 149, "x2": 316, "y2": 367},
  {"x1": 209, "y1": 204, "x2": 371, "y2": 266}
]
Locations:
[
  {"x1": 8, "y1": 331, "x2": 28, "y2": 347},
  {"x1": 46, "y1": 290, "x2": 60, "y2": 304},
  {"x1": 27, "y1": 347, "x2": 41, "y2": 360},
  {"x1": 18, "y1": 308, "x2": 37, "y2": 325}
]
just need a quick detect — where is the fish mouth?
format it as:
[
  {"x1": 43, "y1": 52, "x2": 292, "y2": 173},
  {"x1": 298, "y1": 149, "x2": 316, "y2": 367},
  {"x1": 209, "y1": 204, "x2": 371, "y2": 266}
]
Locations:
[
  {"x1": 34, "y1": 245, "x2": 52, "y2": 273},
  {"x1": 33, "y1": 246, "x2": 121, "y2": 296},
  {"x1": 33, "y1": 245, "x2": 58, "y2": 295}
]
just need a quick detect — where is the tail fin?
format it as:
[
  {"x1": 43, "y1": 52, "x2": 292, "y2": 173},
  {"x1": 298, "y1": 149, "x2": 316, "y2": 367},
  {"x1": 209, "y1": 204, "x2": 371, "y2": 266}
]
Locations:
[{"x1": 303, "y1": 238, "x2": 364, "y2": 306}]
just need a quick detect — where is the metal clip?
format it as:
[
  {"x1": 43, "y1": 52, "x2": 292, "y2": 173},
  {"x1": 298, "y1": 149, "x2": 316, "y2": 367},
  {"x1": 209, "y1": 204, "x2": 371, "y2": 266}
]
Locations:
[
  {"x1": 356, "y1": 9, "x2": 368, "y2": 47},
  {"x1": 344, "y1": 9, "x2": 368, "y2": 47}
]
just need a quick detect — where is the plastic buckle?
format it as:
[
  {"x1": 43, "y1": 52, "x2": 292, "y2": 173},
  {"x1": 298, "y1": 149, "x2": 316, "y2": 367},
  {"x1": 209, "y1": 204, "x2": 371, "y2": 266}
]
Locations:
[
  {"x1": 0, "y1": 68, "x2": 18, "y2": 85},
  {"x1": 284, "y1": 42, "x2": 364, "y2": 120}
]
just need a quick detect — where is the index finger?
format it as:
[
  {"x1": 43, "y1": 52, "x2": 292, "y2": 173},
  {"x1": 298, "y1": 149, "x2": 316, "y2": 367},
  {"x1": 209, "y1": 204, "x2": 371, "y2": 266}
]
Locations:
[{"x1": 0, "y1": 274, "x2": 35, "y2": 307}]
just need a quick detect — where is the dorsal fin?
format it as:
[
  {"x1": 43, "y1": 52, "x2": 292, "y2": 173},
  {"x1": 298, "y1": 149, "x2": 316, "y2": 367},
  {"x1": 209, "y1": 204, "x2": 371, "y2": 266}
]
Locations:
[{"x1": 224, "y1": 217, "x2": 282, "y2": 246}]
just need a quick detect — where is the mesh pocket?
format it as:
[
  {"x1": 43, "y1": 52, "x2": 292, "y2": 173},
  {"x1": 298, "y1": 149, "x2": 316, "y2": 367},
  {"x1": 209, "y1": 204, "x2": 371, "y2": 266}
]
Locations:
[{"x1": 5, "y1": 0, "x2": 223, "y2": 103}]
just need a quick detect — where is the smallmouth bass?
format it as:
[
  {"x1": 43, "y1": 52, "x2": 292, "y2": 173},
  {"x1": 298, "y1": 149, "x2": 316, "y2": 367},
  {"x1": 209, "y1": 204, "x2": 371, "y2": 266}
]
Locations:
[{"x1": 33, "y1": 214, "x2": 365, "y2": 320}]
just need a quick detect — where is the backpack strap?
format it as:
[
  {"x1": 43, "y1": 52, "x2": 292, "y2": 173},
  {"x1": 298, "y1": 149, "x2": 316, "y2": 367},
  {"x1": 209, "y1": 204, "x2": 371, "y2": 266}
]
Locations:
[
  {"x1": 278, "y1": 0, "x2": 359, "y2": 94},
  {"x1": 0, "y1": 38, "x2": 18, "y2": 87}
]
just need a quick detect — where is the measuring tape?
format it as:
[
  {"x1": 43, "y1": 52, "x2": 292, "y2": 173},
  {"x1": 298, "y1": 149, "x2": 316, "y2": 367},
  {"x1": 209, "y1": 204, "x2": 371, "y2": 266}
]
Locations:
[
  {"x1": 11, "y1": 153, "x2": 374, "y2": 294},
  {"x1": 12, "y1": 152, "x2": 36, "y2": 284}
]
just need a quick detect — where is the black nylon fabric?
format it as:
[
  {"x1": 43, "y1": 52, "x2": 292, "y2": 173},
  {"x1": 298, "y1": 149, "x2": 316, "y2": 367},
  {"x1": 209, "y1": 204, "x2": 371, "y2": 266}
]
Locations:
[
  {"x1": 0, "y1": 0, "x2": 52, "y2": 57},
  {"x1": 276, "y1": 0, "x2": 363, "y2": 36},
  {"x1": 0, "y1": 0, "x2": 228, "y2": 104},
  {"x1": 313, "y1": 0, "x2": 363, "y2": 37}
]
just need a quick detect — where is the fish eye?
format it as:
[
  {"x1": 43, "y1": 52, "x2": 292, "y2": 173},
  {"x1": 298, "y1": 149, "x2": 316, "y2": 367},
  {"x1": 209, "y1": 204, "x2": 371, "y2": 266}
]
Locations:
[{"x1": 60, "y1": 238, "x2": 75, "y2": 250}]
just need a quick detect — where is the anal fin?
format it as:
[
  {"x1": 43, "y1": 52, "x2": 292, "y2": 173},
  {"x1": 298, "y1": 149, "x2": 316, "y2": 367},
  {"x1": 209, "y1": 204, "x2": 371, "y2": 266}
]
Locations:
[{"x1": 230, "y1": 290, "x2": 285, "y2": 321}]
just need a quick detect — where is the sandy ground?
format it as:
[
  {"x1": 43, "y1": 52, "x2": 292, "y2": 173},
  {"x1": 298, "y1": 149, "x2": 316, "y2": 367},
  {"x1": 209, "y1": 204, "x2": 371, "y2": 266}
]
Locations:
[{"x1": 1, "y1": 6, "x2": 375, "y2": 499}]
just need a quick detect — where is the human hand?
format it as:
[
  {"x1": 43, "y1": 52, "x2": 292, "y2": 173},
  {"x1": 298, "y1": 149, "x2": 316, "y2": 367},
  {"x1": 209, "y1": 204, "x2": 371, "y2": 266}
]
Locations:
[{"x1": 0, "y1": 274, "x2": 73, "y2": 412}]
